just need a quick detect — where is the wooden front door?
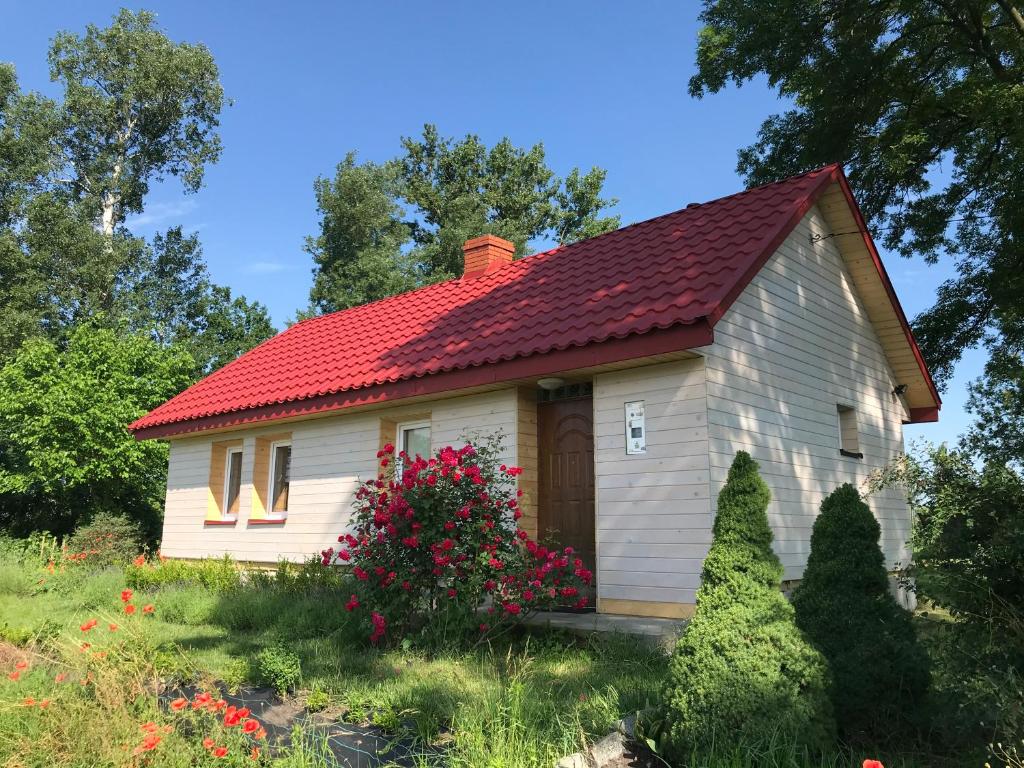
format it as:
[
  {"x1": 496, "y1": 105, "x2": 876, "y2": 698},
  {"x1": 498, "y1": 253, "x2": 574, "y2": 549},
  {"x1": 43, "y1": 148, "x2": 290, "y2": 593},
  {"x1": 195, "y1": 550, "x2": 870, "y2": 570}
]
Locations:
[{"x1": 538, "y1": 396, "x2": 596, "y2": 587}]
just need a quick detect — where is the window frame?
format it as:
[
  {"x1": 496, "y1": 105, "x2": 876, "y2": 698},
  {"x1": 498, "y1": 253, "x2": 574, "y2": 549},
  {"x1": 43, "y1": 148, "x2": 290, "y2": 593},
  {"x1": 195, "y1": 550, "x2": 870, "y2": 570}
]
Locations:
[
  {"x1": 267, "y1": 439, "x2": 292, "y2": 519},
  {"x1": 395, "y1": 420, "x2": 431, "y2": 476},
  {"x1": 222, "y1": 446, "x2": 244, "y2": 520},
  {"x1": 836, "y1": 404, "x2": 863, "y2": 460}
]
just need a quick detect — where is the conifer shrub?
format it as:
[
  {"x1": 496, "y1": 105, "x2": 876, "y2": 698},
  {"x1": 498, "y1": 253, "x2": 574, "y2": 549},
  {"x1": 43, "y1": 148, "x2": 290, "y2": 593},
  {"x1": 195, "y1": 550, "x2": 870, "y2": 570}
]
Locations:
[
  {"x1": 663, "y1": 452, "x2": 834, "y2": 759},
  {"x1": 792, "y1": 483, "x2": 929, "y2": 739}
]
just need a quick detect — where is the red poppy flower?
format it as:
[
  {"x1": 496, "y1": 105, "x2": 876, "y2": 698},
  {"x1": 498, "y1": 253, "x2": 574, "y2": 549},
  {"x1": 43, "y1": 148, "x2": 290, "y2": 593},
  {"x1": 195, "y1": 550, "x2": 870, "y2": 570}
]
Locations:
[
  {"x1": 213, "y1": 746, "x2": 228, "y2": 758},
  {"x1": 124, "y1": 604, "x2": 136, "y2": 615},
  {"x1": 140, "y1": 721, "x2": 159, "y2": 733},
  {"x1": 108, "y1": 623, "x2": 118, "y2": 632},
  {"x1": 142, "y1": 604, "x2": 155, "y2": 614},
  {"x1": 243, "y1": 718, "x2": 261, "y2": 734},
  {"x1": 22, "y1": 697, "x2": 35, "y2": 706},
  {"x1": 203, "y1": 737, "x2": 216, "y2": 750},
  {"x1": 250, "y1": 747, "x2": 261, "y2": 760},
  {"x1": 170, "y1": 697, "x2": 188, "y2": 711},
  {"x1": 121, "y1": 589, "x2": 133, "y2": 602},
  {"x1": 38, "y1": 699, "x2": 50, "y2": 709},
  {"x1": 133, "y1": 554, "x2": 146, "y2": 566},
  {"x1": 80, "y1": 618, "x2": 98, "y2": 632},
  {"x1": 54, "y1": 672, "x2": 67, "y2": 683},
  {"x1": 132, "y1": 734, "x2": 161, "y2": 754},
  {"x1": 863, "y1": 762, "x2": 884, "y2": 768},
  {"x1": 255, "y1": 726, "x2": 267, "y2": 740},
  {"x1": 224, "y1": 706, "x2": 247, "y2": 727},
  {"x1": 14, "y1": 661, "x2": 28, "y2": 671}
]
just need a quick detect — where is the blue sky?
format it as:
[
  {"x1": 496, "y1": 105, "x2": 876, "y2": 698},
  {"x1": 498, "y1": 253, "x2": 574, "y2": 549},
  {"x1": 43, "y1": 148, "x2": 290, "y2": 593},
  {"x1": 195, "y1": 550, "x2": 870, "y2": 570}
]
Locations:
[{"x1": 0, "y1": 0, "x2": 980, "y2": 447}]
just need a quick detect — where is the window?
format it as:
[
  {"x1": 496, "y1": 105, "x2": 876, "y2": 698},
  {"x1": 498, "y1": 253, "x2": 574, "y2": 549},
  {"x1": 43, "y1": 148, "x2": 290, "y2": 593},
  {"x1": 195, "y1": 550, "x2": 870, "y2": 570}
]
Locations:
[
  {"x1": 268, "y1": 440, "x2": 291, "y2": 517},
  {"x1": 223, "y1": 447, "x2": 243, "y2": 518},
  {"x1": 396, "y1": 421, "x2": 430, "y2": 475},
  {"x1": 837, "y1": 405, "x2": 862, "y2": 459}
]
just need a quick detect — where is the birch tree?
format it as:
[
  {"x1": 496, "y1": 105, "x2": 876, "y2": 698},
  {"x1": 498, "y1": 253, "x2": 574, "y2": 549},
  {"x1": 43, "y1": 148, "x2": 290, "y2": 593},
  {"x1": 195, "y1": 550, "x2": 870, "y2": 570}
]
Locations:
[{"x1": 48, "y1": 9, "x2": 223, "y2": 253}]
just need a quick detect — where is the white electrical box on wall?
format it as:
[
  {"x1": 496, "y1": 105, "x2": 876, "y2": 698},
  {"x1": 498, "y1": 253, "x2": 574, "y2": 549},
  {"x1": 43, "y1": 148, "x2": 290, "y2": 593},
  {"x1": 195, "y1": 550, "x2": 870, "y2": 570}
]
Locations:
[{"x1": 624, "y1": 400, "x2": 646, "y2": 454}]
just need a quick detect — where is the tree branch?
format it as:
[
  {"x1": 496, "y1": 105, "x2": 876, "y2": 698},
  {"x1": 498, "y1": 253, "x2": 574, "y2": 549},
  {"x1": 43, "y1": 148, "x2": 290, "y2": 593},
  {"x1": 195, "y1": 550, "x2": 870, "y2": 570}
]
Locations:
[{"x1": 995, "y1": 0, "x2": 1024, "y2": 38}]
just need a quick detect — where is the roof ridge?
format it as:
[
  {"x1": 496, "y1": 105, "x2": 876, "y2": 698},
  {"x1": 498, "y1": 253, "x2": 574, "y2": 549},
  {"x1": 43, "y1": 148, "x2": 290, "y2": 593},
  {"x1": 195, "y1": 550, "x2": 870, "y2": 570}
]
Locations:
[
  {"x1": 134, "y1": 162, "x2": 917, "y2": 439},
  {"x1": 297, "y1": 163, "x2": 842, "y2": 325}
]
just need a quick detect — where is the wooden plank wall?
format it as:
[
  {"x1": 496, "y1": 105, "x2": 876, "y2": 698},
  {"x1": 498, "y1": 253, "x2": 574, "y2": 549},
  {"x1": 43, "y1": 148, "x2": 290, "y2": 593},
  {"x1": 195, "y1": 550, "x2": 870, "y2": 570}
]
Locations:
[
  {"x1": 591, "y1": 358, "x2": 710, "y2": 617},
  {"x1": 703, "y1": 204, "x2": 912, "y2": 579},
  {"x1": 161, "y1": 390, "x2": 518, "y2": 563}
]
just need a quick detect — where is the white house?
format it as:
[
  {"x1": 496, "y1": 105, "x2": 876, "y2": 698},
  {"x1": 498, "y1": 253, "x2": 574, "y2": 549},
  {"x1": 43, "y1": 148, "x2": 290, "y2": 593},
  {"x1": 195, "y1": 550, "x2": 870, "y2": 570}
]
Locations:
[{"x1": 130, "y1": 164, "x2": 940, "y2": 620}]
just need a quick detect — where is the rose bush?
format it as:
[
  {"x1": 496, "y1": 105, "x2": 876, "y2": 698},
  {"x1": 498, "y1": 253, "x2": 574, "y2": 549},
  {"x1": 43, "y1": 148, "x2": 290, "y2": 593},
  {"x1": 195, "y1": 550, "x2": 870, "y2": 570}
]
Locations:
[{"x1": 321, "y1": 438, "x2": 593, "y2": 645}]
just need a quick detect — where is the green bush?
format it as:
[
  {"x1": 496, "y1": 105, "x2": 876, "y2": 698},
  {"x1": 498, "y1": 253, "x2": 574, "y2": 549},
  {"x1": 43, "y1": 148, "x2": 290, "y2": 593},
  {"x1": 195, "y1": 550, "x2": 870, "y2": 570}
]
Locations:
[
  {"x1": 792, "y1": 484, "x2": 929, "y2": 739},
  {"x1": 306, "y1": 686, "x2": 330, "y2": 712},
  {"x1": 63, "y1": 512, "x2": 144, "y2": 567},
  {"x1": 0, "y1": 531, "x2": 61, "y2": 567},
  {"x1": 125, "y1": 555, "x2": 241, "y2": 593},
  {"x1": 663, "y1": 452, "x2": 834, "y2": 759},
  {"x1": 255, "y1": 644, "x2": 302, "y2": 695},
  {"x1": 872, "y1": 446, "x2": 1024, "y2": 748}
]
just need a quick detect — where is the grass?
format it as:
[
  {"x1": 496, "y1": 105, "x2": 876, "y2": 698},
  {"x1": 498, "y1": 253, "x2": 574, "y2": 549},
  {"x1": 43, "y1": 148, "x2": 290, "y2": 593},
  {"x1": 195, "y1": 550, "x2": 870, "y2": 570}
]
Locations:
[
  {"x1": 0, "y1": 553, "x2": 668, "y2": 767},
  {"x1": 0, "y1": 550, "x2": 972, "y2": 767}
]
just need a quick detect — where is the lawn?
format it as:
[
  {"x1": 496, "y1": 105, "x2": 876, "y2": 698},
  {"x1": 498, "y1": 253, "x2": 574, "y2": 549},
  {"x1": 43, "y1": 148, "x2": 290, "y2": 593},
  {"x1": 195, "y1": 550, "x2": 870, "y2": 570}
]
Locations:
[
  {"x1": 0, "y1": 552, "x2": 668, "y2": 767},
  {"x1": 0, "y1": 550, "x2": 966, "y2": 768}
]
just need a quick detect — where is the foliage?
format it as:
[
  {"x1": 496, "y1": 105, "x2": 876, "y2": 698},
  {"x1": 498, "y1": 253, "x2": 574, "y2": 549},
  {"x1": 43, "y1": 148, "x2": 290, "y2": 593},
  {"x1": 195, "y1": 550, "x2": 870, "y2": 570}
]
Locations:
[
  {"x1": 48, "y1": 8, "x2": 224, "y2": 234},
  {"x1": 0, "y1": 11, "x2": 271, "y2": 377},
  {"x1": 63, "y1": 512, "x2": 145, "y2": 568},
  {"x1": 305, "y1": 124, "x2": 620, "y2": 313},
  {"x1": 0, "y1": 10, "x2": 225, "y2": 353},
  {"x1": 872, "y1": 445, "x2": 1024, "y2": 744},
  {"x1": 0, "y1": 323, "x2": 194, "y2": 538},
  {"x1": 322, "y1": 438, "x2": 593, "y2": 646},
  {"x1": 119, "y1": 227, "x2": 277, "y2": 375},
  {"x1": 126, "y1": 554, "x2": 242, "y2": 593},
  {"x1": 305, "y1": 686, "x2": 329, "y2": 712},
  {"x1": 663, "y1": 451, "x2": 834, "y2": 758},
  {"x1": 0, "y1": 547, "x2": 958, "y2": 767},
  {"x1": 965, "y1": 347, "x2": 1024, "y2": 467},
  {"x1": 792, "y1": 484, "x2": 929, "y2": 740},
  {"x1": 688, "y1": 0, "x2": 1024, "y2": 449},
  {"x1": 255, "y1": 644, "x2": 302, "y2": 695}
]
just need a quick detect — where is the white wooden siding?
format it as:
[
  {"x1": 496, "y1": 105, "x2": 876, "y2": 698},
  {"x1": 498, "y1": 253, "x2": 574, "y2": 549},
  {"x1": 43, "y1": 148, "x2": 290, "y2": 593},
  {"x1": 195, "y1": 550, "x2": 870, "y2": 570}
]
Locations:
[
  {"x1": 702, "y1": 205, "x2": 911, "y2": 579},
  {"x1": 592, "y1": 359, "x2": 710, "y2": 607},
  {"x1": 160, "y1": 389, "x2": 518, "y2": 563}
]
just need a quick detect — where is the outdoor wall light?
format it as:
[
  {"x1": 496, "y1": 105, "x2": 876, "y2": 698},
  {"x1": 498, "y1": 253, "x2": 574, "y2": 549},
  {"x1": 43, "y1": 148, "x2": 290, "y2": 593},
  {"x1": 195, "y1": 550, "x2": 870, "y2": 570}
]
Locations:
[
  {"x1": 893, "y1": 384, "x2": 908, "y2": 396},
  {"x1": 537, "y1": 377, "x2": 566, "y2": 391}
]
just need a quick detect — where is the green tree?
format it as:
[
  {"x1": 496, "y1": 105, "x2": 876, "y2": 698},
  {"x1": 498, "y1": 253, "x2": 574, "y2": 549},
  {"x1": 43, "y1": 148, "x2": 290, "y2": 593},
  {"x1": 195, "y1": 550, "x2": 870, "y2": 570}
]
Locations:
[
  {"x1": 48, "y1": 9, "x2": 223, "y2": 247},
  {"x1": 965, "y1": 348, "x2": 1024, "y2": 466},
  {"x1": 306, "y1": 124, "x2": 620, "y2": 313},
  {"x1": 792, "y1": 484, "x2": 929, "y2": 740},
  {"x1": 663, "y1": 452, "x2": 834, "y2": 759},
  {"x1": 688, "y1": 1, "x2": 1024, "y2": 450},
  {"x1": 190, "y1": 285, "x2": 276, "y2": 374},
  {"x1": 306, "y1": 154, "x2": 418, "y2": 313},
  {"x1": 0, "y1": 9, "x2": 229, "y2": 356},
  {"x1": 872, "y1": 445, "x2": 1024, "y2": 744},
  {"x1": 0, "y1": 323, "x2": 194, "y2": 538},
  {"x1": 121, "y1": 227, "x2": 276, "y2": 373}
]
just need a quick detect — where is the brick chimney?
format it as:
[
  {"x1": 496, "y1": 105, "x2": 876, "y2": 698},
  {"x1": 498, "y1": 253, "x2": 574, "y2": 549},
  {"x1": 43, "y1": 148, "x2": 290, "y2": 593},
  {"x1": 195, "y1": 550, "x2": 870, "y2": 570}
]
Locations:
[{"x1": 462, "y1": 234, "x2": 515, "y2": 278}]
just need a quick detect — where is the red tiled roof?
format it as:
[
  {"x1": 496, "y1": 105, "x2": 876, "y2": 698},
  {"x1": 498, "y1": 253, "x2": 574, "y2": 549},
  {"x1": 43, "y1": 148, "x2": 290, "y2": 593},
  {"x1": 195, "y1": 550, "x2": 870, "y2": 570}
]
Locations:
[{"x1": 130, "y1": 164, "x2": 936, "y2": 438}]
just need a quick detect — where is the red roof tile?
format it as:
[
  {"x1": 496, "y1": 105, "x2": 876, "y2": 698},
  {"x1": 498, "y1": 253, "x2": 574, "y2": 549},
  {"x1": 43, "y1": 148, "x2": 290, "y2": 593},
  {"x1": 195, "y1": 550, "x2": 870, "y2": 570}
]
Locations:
[{"x1": 130, "y1": 165, "x2": 934, "y2": 438}]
